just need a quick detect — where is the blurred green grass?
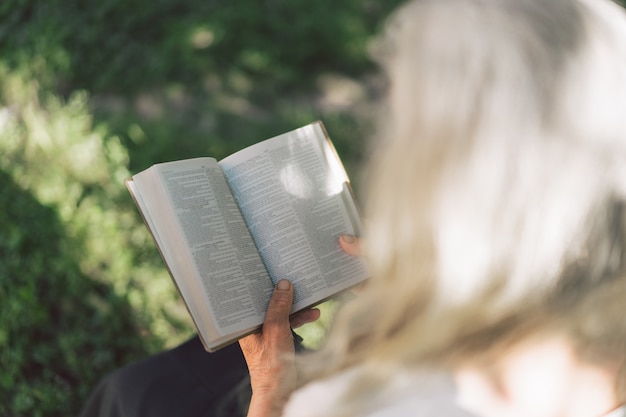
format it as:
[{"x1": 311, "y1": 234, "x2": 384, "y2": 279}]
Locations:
[{"x1": 0, "y1": 0, "x2": 404, "y2": 415}]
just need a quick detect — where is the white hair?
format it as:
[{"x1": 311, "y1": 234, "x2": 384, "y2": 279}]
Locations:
[{"x1": 299, "y1": 0, "x2": 626, "y2": 397}]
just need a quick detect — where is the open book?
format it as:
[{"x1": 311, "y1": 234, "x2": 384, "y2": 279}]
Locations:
[{"x1": 126, "y1": 121, "x2": 367, "y2": 352}]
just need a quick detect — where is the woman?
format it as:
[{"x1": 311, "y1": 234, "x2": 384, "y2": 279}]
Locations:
[{"x1": 242, "y1": 0, "x2": 626, "y2": 416}]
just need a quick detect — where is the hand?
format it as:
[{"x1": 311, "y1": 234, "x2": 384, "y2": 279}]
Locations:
[
  {"x1": 240, "y1": 279, "x2": 320, "y2": 417},
  {"x1": 241, "y1": 236, "x2": 359, "y2": 417},
  {"x1": 338, "y1": 234, "x2": 361, "y2": 257}
]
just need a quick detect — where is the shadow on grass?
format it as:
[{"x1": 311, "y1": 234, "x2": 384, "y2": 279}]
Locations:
[{"x1": 0, "y1": 169, "x2": 158, "y2": 417}]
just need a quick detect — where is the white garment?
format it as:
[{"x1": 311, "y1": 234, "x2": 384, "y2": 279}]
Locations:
[
  {"x1": 282, "y1": 366, "x2": 625, "y2": 417},
  {"x1": 605, "y1": 406, "x2": 626, "y2": 417},
  {"x1": 282, "y1": 367, "x2": 475, "y2": 417}
]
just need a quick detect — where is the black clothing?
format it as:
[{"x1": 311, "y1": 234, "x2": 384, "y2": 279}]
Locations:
[{"x1": 79, "y1": 337, "x2": 251, "y2": 417}]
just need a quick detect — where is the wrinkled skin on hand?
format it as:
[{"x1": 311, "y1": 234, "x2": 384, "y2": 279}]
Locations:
[{"x1": 240, "y1": 235, "x2": 361, "y2": 417}]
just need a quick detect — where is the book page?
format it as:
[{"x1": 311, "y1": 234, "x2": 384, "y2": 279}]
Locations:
[
  {"x1": 219, "y1": 122, "x2": 367, "y2": 312},
  {"x1": 131, "y1": 158, "x2": 274, "y2": 349}
]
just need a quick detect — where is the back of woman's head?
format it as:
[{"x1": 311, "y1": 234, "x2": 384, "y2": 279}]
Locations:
[{"x1": 310, "y1": 0, "x2": 626, "y2": 384}]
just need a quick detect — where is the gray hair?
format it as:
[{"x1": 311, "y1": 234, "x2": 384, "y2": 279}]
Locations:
[{"x1": 301, "y1": 0, "x2": 626, "y2": 397}]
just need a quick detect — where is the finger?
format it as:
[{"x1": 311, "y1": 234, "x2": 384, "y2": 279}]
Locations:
[
  {"x1": 289, "y1": 308, "x2": 321, "y2": 329},
  {"x1": 339, "y1": 234, "x2": 361, "y2": 256},
  {"x1": 264, "y1": 279, "x2": 294, "y2": 326}
]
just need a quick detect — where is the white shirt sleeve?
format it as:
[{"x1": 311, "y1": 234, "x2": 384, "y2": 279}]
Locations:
[
  {"x1": 282, "y1": 367, "x2": 476, "y2": 417},
  {"x1": 604, "y1": 406, "x2": 626, "y2": 417}
]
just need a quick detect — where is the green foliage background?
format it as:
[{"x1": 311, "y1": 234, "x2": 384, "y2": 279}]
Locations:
[{"x1": 0, "y1": 0, "x2": 405, "y2": 415}]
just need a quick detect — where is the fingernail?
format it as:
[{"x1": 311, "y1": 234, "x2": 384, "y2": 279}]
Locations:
[
  {"x1": 340, "y1": 234, "x2": 356, "y2": 244},
  {"x1": 277, "y1": 280, "x2": 291, "y2": 290}
]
